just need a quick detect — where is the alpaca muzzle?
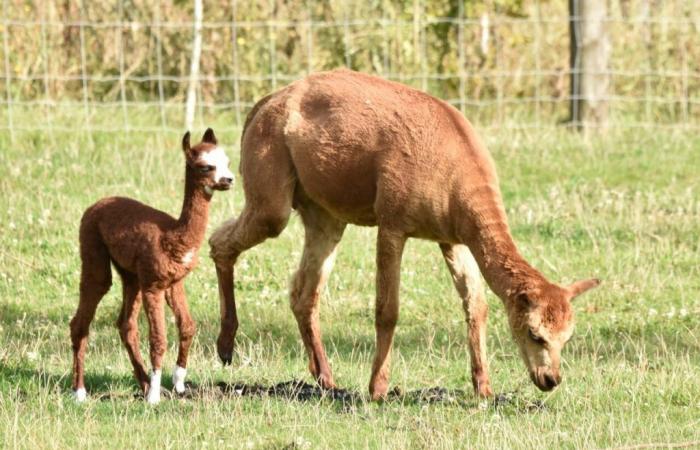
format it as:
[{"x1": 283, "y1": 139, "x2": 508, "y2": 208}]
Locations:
[
  {"x1": 530, "y1": 369, "x2": 561, "y2": 392},
  {"x1": 214, "y1": 177, "x2": 233, "y2": 191}
]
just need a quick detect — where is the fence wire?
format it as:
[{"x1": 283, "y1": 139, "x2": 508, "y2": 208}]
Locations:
[{"x1": 1, "y1": 0, "x2": 698, "y2": 137}]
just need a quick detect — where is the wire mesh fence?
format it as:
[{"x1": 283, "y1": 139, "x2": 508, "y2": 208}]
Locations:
[{"x1": 1, "y1": 0, "x2": 698, "y2": 137}]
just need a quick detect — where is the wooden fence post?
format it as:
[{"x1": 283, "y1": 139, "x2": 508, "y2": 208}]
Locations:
[
  {"x1": 569, "y1": 0, "x2": 610, "y2": 130},
  {"x1": 185, "y1": 0, "x2": 203, "y2": 131}
]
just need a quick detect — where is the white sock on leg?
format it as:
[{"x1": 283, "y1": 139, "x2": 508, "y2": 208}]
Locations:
[
  {"x1": 146, "y1": 369, "x2": 162, "y2": 405},
  {"x1": 74, "y1": 387, "x2": 87, "y2": 402},
  {"x1": 172, "y1": 365, "x2": 187, "y2": 394}
]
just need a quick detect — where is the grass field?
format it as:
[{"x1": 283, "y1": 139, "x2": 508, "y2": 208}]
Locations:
[{"x1": 0, "y1": 118, "x2": 699, "y2": 449}]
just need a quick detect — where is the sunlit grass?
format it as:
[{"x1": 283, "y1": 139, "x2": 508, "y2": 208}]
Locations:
[{"x1": 0, "y1": 114, "x2": 698, "y2": 449}]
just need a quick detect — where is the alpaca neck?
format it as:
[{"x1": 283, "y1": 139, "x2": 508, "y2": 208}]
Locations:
[
  {"x1": 168, "y1": 166, "x2": 211, "y2": 250},
  {"x1": 460, "y1": 187, "x2": 546, "y2": 303}
]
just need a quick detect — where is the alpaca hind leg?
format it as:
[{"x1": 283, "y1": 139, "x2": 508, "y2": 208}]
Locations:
[
  {"x1": 165, "y1": 281, "x2": 195, "y2": 394},
  {"x1": 70, "y1": 234, "x2": 112, "y2": 401},
  {"x1": 290, "y1": 203, "x2": 346, "y2": 389},
  {"x1": 116, "y1": 275, "x2": 149, "y2": 392},
  {"x1": 369, "y1": 229, "x2": 406, "y2": 401},
  {"x1": 209, "y1": 151, "x2": 295, "y2": 363},
  {"x1": 209, "y1": 204, "x2": 293, "y2": 363},
  {"x1": 142, "y1": 289, "x2": 167, "y2": 404},
  {"x1": 440, "y1": 243, "x2": 492, "y2": 397}
]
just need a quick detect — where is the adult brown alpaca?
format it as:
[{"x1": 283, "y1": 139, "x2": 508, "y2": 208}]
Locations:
[
  {"x1": 70, "y1": 129, "x2": 233, "y2": 404},
  {"x1": 209, "y1": 69, "x2": 599, "y2": 400}
]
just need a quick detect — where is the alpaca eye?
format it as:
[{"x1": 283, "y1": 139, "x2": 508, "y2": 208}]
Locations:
[
  {"x1": 528, "y1": 329, "x2": 546, "y2": 345},
  {"x1": 198, "y1": 165, "x2": 214, "y2": 173}
]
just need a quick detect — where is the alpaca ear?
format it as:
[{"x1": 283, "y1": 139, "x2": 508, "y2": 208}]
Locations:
[
  {"x1": 182, "y1": 131, "x2": 191, "y2": 152},
  {"x1": 202, "y1": 128, "x2": 217, "y2": 145},
  {"x1": 567, "y1": 278, "x2": 600, "y2": 300}
]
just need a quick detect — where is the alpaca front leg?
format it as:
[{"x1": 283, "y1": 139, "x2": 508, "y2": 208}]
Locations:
[
  {"x1": 165, "y1": 282, "x2": 196, "y2": 394},
  {"x1": 440, "y1": 244, "x2": 493, "y2": 397},
  {"x1": 143, "y1": 289, "x2": 167, "y2": 405},
  {"x1": 369, "y1": 229, "x2": 406, "y2": 401}
]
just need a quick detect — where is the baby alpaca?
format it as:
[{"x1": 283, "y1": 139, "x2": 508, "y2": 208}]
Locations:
[{"x1": 70, "y1": 129, "x2": 233, "y2": 404}]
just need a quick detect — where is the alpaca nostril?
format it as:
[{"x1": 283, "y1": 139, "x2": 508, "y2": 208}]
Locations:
[
  {"x1": 221, "y1": 178, "x2": 233, "y2": 184},
  {"x1": 543, "y1": 373, "x2": 558, "y2": 389}
]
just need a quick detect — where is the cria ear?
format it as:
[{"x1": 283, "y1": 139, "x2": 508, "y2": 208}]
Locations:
[
  {"x1": 182, "y1": 131, "x2": 191, "y2": 152},
  {"x1": 567, "y1": 278, "x2": 600, "y2": 300},
  {"x1": 202, "y1": 128, "x2": 217, "y2": 145}
]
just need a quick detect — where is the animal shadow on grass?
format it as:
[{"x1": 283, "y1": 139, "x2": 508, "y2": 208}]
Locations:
[
  {"x1": 0, "y1": 365, "x2": 543, "y2": 412},
  {"x1": 213, "y1": 379, "x2": 546, "y2": 413},
  {"x1": 0, "y1": 364, "x2": 134, "y2": 402}
]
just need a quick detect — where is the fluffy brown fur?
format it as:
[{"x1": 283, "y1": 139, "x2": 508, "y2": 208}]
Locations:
[
  {"x1": 70, "y1": 129, "x2": 233, "y2": 403},
  {"x1": 209, "y1": 69, "x2": 599, "y2": 400}
]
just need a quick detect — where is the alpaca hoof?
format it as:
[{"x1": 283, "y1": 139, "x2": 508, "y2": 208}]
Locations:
[
  {"x1": 216, "y1": 332, "x2": 236, "y2": 365},
  {"x1": 219, "y1": 353, "x2": 232, "y2": 365},
  {"x1": 370, "y1": 390, "x2": 388, "y2": 402},
  {"x1": 317, "y1": 374, "x2": 336, "y2": 390},
  {"x1": 74, "y1": 388, "x2": 87, "y2": 402},
  {"x1": 146, "y1": 387, "x2": 161, "y2": 405},
  {"x1": 476, "y1": 383, "x2": 494, "y2": 398},
  {"x1": 174, "y1": 381, "x2": 186, "y2": 394},
  {"x1": 146, "y1": 370, "x2": 161, "y2": 405},
  {"x1": 369, "y1": 381, "x2": 389, "y2": 402},
  {"x1": 172, "y1": 366, "x2": 187, "y2": 394}
]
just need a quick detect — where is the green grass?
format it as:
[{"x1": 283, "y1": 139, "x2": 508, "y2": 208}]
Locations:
[{"x1": 1, "y1": 116, "x2": 699, "y2": 449}]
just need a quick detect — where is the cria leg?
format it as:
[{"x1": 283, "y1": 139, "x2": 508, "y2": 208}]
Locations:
[
  {"x1": 440, "y1": 243, "x2": 492, "y2": 397},
  {"x1": 290, "y1": 203, "x2": 346, "y2": 389},
  {"x1": 165, "y1": 281, "x2": 195, "y2": 394},
  {"x1": 142, "y1": 289, "x2": 166, "y2": 404},
  {"x1": 70, "y1": 228, "x2": 112, "y2": 402},
  {"x1": 115, "y1": 274, "x2": 149, "y2": 392},
  {"x1": 369, "y1": 229, "x2": 406, "y2": 401}
]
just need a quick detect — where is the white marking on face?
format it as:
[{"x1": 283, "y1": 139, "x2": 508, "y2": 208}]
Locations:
[
  {"x1": 74, "y1": 387, "x2": 87, "y2": 402},
  {"x1": 146, "y1": 369, "x2": 162, "y2": 405},
  {"x1": 181, "y1": 249, "x2": 195, "y2": 265},
  {"x1": 200, "y1": 147, "x2": 234, "y2": 184},
  {"x1": 172, "y1": 365, "x2": 187, "y2": 394}
]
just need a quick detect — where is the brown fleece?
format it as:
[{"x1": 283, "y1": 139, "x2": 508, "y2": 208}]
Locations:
[
  {"x1": 70, "y1": 129, "x2": 231, "y2": 394},
  {"x1": 209, "y1": 69, "x2": 598, "y2": 399}
]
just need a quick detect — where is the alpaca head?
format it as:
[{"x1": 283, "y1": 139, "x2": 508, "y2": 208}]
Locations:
[
  {"x1": 509, "y1": 278, "x2": 599, "y2": 391},
  {"x1": 182, "y1": 128, "x2": 234, "y2": 194}
]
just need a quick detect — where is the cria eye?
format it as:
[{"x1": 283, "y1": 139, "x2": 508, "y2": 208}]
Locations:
[{"x1": 528, "y1": 329, "x2": 546, "y2": 345}]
